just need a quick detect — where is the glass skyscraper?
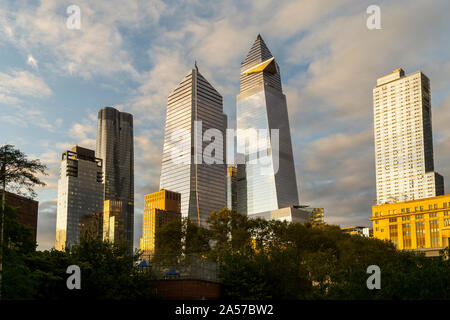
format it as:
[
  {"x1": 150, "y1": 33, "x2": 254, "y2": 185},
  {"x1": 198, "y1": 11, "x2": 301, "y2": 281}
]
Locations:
[
  {"x1": 97, "y1": 107, "x2": 134, "y2": 250},
  {"x1": 236, "y1": 35, "x2": 300, "y2": 215},
  {"x1": 55, "y1": 146, "x2": 104, "y2": 250},
  {"x1": 159, "y1": 66, "x2": 227, "y2": 226}
]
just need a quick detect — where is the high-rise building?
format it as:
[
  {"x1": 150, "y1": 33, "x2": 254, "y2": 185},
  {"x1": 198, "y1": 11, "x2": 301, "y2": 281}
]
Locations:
[
  {"x1": 102, "y1": 200, "x2": 124, "y2": 244},
  {"x1": 5, "y1": 191, "x2": 39, "y2": 242},
  {"x1": 159, "y1": 66, "x2": 227, "y2": 226},
  {"x1": 309, "y1": 207, "x2": 325, "y2": 225},
  {"x1": 373, "y1": 68, "x2": 444, "y2": 204},
  {"x1": 97, "y1": 107, "x2": 134, "y2": 250},
  {"x1": 236, "y1": 35, "x2": 299, "y2": 216},
  {"x1": 140, "y1": 189, "x2": 181, "y2": 259},
  {"x1": 226, "y1": 166, "x2": 237, "y2": 211},
  {"x1": 55, "y1": 146, "x2": 104, "y2": 250}
]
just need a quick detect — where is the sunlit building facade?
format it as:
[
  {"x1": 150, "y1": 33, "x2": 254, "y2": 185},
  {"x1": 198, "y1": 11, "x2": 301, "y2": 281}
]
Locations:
[
  {"x1": 236, "y1": 35, "x2": 299, "y2": 215},
  {"x1": 373, "y1": 68, "x2": 444, "y2": 205},
  {"x1": 140, "y1": 189, "x2": 181, "y2": 259},
  {"x1": 370, "y1": 194, "x2": 450, "y2": 256},
  {"x1": 97, "y1": 107, "x2": 134, "y2": 250},
  {"x1": 102, "y1": 200, "x2": 124, "y2": 244},
  {"x1": 159, "y1": 66, "x2": 227, "y2": 226},
  {"x1": 55, "y1": 146, "x2": 104, "y2": 250}
]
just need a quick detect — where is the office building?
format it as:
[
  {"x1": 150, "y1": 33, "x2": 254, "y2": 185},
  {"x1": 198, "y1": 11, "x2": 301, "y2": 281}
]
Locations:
[
  {"x1": 373, "y1": 68, "x2": 444, "y2": 205},
  {"x1": 140, "y1": 189, "x2": 181, "y2": 259},
  {"x1": 55, "y1": 146, "x2": 104, "y2": 250},
  {"x1": 226, "y1": 166, "x2": 237, "y2": 211},
  {"x1": 102, "y1": 200, "x2": 124, "y2": 244},
  {"x1": 97, "y1": 106, "x2": 134, "y2": 250},
  {"x1": 236, "y1": 34, "x2": 300, "y2": 215},
  {"x1": 370, "y1": 194, "x2": 450, "y2": 256},
  {"x1": 5, "y1": 191, "x2": 39, "y2": 242},
  {"x1": 309, "y1": 207, "x2": 325, "y2": 225},
  {"x1": 159, "y1": 65, "x2": 227, "y2": 226}
]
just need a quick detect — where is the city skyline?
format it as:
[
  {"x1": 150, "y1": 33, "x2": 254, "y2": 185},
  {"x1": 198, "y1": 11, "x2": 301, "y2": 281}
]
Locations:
[{"x1": 1, "y1": 1, "x2": 450, "y2": 250}]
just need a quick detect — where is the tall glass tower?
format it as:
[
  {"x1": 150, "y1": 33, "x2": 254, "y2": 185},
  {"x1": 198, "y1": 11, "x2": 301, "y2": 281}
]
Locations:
[
  {"x1": 55, "y1": 146, "x2": 104, "y2": 250},
  {"x1": 236, "y1": 35, "x2": 300, "y2": 215},
  {"x1": 160, "y1": 66, "x2": 227, "y2": 226},
  {"x1": 97, "y1": 107, "x2": 134, "y2": 250}
]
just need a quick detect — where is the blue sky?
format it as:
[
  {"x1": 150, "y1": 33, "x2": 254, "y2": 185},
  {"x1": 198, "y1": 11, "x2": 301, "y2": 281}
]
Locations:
[{"x1": 1, "y1": 0, "x2": 450, "y2": 250}]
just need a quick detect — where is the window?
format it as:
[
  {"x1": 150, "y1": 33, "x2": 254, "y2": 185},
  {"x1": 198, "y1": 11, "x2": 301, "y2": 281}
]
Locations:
[
  {"x1": 430, "y1": 220, "x2": 440, "y2": 247},
  {"x1": 429, "y1": 212, "x2": 438, "y2": 218}
]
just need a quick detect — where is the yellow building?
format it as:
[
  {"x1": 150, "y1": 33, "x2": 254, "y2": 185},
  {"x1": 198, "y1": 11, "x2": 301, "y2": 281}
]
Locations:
[
  {"x1": 140, "y1": 189, "x2": 181, "y2": 259},
  {"x1": 103, "y1": 200, "x2": 124, "y2": 244},
  {"x1": 371, "y1": 194, "x2": 450, "y2": 256}
]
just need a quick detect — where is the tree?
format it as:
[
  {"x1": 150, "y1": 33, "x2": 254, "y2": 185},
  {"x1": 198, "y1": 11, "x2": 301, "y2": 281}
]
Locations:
[{"x1": 0, "y1": 144, "x2": 47, "y2": 300}]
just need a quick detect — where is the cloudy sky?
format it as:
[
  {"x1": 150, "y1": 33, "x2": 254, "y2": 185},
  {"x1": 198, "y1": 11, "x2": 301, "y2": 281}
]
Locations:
[{"x1": 1, "y1": 0, "x2": 450, "y2": 250}]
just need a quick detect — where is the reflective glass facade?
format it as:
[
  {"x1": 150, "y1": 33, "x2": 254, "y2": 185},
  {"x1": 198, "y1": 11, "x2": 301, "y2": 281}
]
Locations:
[
  {"x1": 160, "y1": 68, "x2": 227, "y2": 226},
  {"x1": 236, "y1": 35, "x2": 299, "y2": 215},
  {"x1": 56, "y1": 147, "x2": 104, "y2": 250},
  {"x1": 97, "y1": 107, "x2": 134, "y2": 250}
]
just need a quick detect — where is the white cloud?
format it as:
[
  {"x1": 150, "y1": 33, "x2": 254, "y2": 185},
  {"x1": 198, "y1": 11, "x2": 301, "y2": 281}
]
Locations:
[{"x1": 0, "y1": 70, "x2": 52, "y2": 99}]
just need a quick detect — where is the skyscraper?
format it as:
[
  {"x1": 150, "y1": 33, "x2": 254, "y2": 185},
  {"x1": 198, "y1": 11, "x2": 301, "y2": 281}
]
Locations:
[
  {"x1": 97, "y1": 107, "x2": 134, "y2": 250},
  {"x1": 55, "y1": 146, "x2": 104, "y2": 250},
  {"x1": 159, "y1": 66, "x2": 227, "y2": 226},
  {"x1": 373, "y1": 68, "x2": 444, "y2": 204},
  {"x1": 236, "y1": 35, "x2": 300, "y2": 216},
  {"x1": 226, "y1": 166, "x2": 237, "y2": 211}
]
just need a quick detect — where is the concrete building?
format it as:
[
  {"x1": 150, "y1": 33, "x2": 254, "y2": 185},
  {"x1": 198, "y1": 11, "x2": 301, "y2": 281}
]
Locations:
[
  {"x1": 55, "y1": 146, "x2": 104, "y2": 250},
  {"x1": 102, "y1": 200, "x2": 124, "y2": 244},
  {"x1": 309, "y1": 208, "x2": 325, "y2": 225},
  {"x1": 97, "y1": 107, "x2": 134, "y2": 250},
  {"x1": 370, "y1": 194, "x2": 450, "y2": 256},
  {"x1": 140, "y1": 189, "x2": 181, "y2": 259},
  {"x1": 159, "y1": 65, "x2": 227, "y2": 226},
  {"x1": 236, "y1": 35, "x2": 300, "y2": 216},
  {"x1": 373, "y1": 68, "x2": 444, "y2": 205},
  {"x1": 248, "y1": 205, "x2": 310, "y2": 224},
  {"x1": 5, "y1": 191, "x2": 39, "y2": 242}
]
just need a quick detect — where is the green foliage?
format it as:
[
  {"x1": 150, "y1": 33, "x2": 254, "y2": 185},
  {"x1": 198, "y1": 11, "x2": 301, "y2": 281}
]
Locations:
[
  {"x1": 0, "y1": 144, "x2": 47, "y2": 198},
  {"x1": 155, "y1": 208, "x2": 450, "y2": 300},
  {"x1": 25, "y1": 240, "x2": 157, "y2": 300},
  {"x1": 1, "y1": 204, "x2": 157, "y2": 300}
]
